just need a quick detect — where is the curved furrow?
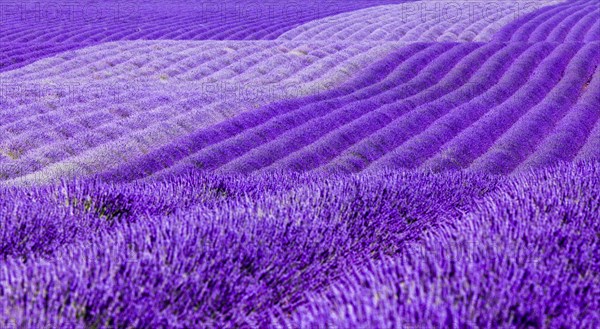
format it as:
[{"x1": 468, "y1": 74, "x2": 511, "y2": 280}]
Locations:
[
  {"x1": 420, "y1": 43, "x2": 583, "y2": 173},
  {"x1": 416, "y1": 20, "x2": 458, "y2": 43},
  {"x1": 258, "y1": 43, "x2": 397, "y2": 86},
  {"x1": 176, "y1": 45, "x2": 286, "y2": 81},
  {"x1": 278, "y1": 1, "x2": 566, "y2": 42},
  {"x1": 326, "y1": 13, "x2": 392, "y2": 41},
  {"x1": 357, "y1": 42, "x2": 554, "y2": 172},
  {"x1": 110, "y1": 18, "x2": 205, "y2": 41},
  {"x1": 212, "y1": 44, "x2": 487, "y2": 174},
  {"x1": 517, "y1": 2, "x2": 591, "y2": 41},
  {"x1": 5, "y1": 88, "x2": 259, "y2": 177},
  {"x1": 338, "y1": 16, "x2": 406, "y2": 42},
  {"x1": 59, "y1": 17, "x2": 176, "y2": 43},
  {"x1": 140, "y1": 43, "x2": 459, "y2": 177},
  {"x1": 128, "y1": 16, "x2": 212, "y2": 40},
  {"x1": 494, "y1": 0, "x2": 594, "y2": 41},
  {"x1": 584, "y1": 18, "x2": 600, "y2": 41},
  {"x1": 236, "y1": 1, "x2": 407, "y2": 39},
  {"x1": 518, "y1": 66, "x2": 600, "y2": 170},
  {"x1": 2, "y1": 42, "x2": 146, "y2": 80},
  {"x1": 3, "y1": 89, "x2": 190, "y2": 172},
  {"x1": 0, "y1": 42, "x2": 399, "y2": 173},
  {"x1": 213, "y1": 20, "x2": 280, "y2": 40},
  {"x1": 97, "y1": 43, "x2": 434, "y2": 182},
  {"x1": 0, "y1": 18, "x2": 127, "y2": 43},
  {"x1": 0, "y1": 43, "x2": 81, "y2": 73},
  {"x1": 0, "y1": 101, "x2": 190, "y2": 180},
  {"x1": 215, "y1": 42, "x2": 375, "y2": 85},
  {"x1": 0, "y1": 1, "x2": 418, "y2": 72},
  {"x1": 216, "y1": 43, "x2": 356, "y2": 84},
  {"x1": 17, "y1": 23, "x2": 118, "y2": 44},
  {"x1": 68, "y1": 16, "x2": 178, "y2": 43},
  {"x1": 526, "y1": 3, "x2": 592, "y2": 42},
  {"x1": 91, "y1": 19, "x2": 201, "y2": 43},
  {"x1": 315, "y1": 9, "x2": 397, "y2": 41},
  {"x1": 183, "y1": 44, "x2": 350, "y2": 84},
  {"x1": 0, "y1": 89, "x2": 156, "y2": 160},
  {"x1": 277, "y1": 9, "x2": 367, "y2": 41},
  {"x1": 468, "y1": 43, "x2": 600, "y2": 174},
  {"x1": 260, "y1": 24, "x2": 309, "y2": 40},
  {"x1": 189, "y1": 18, "x2": 273, "y2": 41},
  {"x1": 442, "y1": 11, "x2": 493, "y2": 42},
  {"x1": 491, "y1": 0, "x2": 572, "y2": 41},
  {"x1": 319, "y1": 42, "x2": 541, "y2": 174},
  {"x1": 162, "y1": 25, "x2": 213, "y2": 40},
  {"x1": 209, "y1": 16, "x2": 297, "y2": 41},
  {"x1": 4, "y1": 41, "x2": 264, "y2": 81},
  {"x1": 276, "y1": 7, "x2": 398, "y2": 40},
  {"x1": 575, "y1": 111, "x2": 600, "y2": 160},
  {"x1": 545, "y1": 6, "x2": 596, "y2": 42},
  {"x1": 203, "y1": 4, "x2": 369, "y2": 41},
  {"x1": 421, "y1": 50, "x2": 573, "y2": 170},
  {"x1": 561, "y1": 10, "x2": 600, "y2": 42},
  {"x1": 0, "y1": 47, "x2": 294, "y2": 156},
  {"x1": 261, "y1": 43, "x2": 525, "y2": 174},
  {"x1": 345, "y1": 42, "x2": 579, "y2": 173},
  {"x1": 0, "y1": 10, "x2": 253, "y2": 44},
  {"x1": 144, "y1": 44, "x2": 464, "y2": 176},
  {"x1": 383, "y1": 6, "x2": 480, "y2": 43}
]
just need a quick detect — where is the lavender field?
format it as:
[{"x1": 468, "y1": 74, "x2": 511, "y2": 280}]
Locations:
[{"x1": 0, "y1": 0, "x2": 599, "y2": 328}]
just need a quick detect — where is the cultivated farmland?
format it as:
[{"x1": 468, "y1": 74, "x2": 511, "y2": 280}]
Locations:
[{"x1": 0, "y1": 0, "x2": 598, "y2": 328}]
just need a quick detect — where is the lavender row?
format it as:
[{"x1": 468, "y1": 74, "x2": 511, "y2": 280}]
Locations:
[
  {"x1": 274, "y1": 42, "x2": 527, "y2": 173},
  {"x1": 470, "y1": 42, "x2": 600, "y2": 174},
  {"x1": 240, "y1": 42, "x2": 510, "y2": 174},
  {"x1": 493, "y1": 0, "x2": 599, "y2": 42},
  {"x1": 100, "y1": 43, "x2": 435, "y2": 181},
  {"x1": 419, "y1": 42, "x2": 582, "y2": 172},
  {"x1": 175, "y1": 43, "x2": 481, "y2": 175},
  {"x1": 526, "y1": 1, "x2": 592, "y2": 42},
  {"x1": 519, "y1": 66, "x2": 600, "y2": 169},
  {"x1": 330, "y1": 42, "x2": 577, "y2": 172},
  {"x1": 373, "y1": 42, "x2": 554, "y2": 172}
]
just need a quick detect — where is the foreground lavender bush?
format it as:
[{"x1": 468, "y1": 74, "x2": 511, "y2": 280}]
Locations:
[
  {"x1": 274, "y1": 161, "x2": 600, "y2": 329},
  {"x1": 0, "y1": 169, "x2": 498, "y2": 328},
  {"x1": 0, "y1": 161, "x2": 598, "y2": 327}
]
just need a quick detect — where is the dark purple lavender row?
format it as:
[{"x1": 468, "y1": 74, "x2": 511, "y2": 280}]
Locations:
[
  {"x1": 493, "y1": 0, "x2": 600, "y2": 42},
  {"x1": 170, "y1": 43, "x2": 481, "y2": 175},
  {"x1": 221, "y1": 44, "x2": 500, "y2": 172},
  {"x1": 520, "y1": 65, "x2": 600, "y2": 169},
  {"x1": 0, "y1": 169, "x2": 499, "y2": 328},
  {"x1": 470, "y1": 42, "x2": 600, "y2": 174},
  {"x1": 274, "y1": 42, "x2": 526, "y2": 173},
  {"x1": 324, "y1": 42, "x2": 535, "y2": 173},
  {"x1": 98, "y1": 41, "x2": 599, "y2": 180},
  {"x1": 0, "y1": 1, "x2": 411, "y2": 43},
  {"x1": 576, "y1": 105, "x2": 600, "y2": 161},
  {"x1": 274, "y1": 160, "x2": 600, "y2": 329},
  {"x1": 367, "y1": 42, "x2": 555, "y2": 172},
  {"x1": 99, "y1": 43, "x2": 434, "y2": 181},
  {"x1": 418, "y1": 42, "x2": 583, "y2": 173},
  {"x1": 0, "y1": 42, "x2": 85, "y2": 72},
  {"x1": 526, "y1": 1, "x2": 593, "y2": 42},
  {"x1": 336, "y1": 42, "x2": 579, "y2": 172}
]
